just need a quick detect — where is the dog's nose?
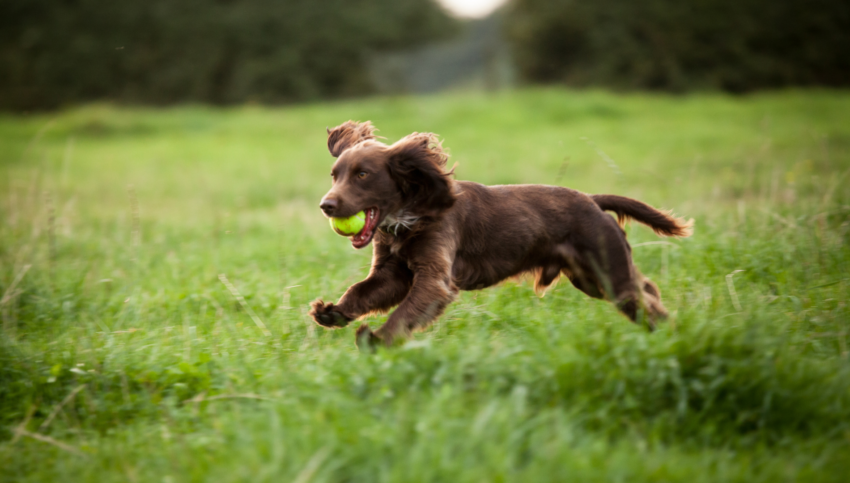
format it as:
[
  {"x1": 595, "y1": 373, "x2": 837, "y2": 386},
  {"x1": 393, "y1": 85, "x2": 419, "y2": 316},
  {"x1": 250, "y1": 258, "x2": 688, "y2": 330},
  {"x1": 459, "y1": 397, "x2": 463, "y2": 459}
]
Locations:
[{"x1": 320, "y1": 198, "x2": 338, "y2": 216}]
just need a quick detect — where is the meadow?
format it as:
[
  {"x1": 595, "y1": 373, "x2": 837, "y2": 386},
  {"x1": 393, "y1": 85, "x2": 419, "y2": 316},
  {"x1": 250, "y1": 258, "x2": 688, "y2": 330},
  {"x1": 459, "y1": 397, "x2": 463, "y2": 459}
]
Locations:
[{"x1": 1, "y1": 88, "x2": 849, "y2": 482}]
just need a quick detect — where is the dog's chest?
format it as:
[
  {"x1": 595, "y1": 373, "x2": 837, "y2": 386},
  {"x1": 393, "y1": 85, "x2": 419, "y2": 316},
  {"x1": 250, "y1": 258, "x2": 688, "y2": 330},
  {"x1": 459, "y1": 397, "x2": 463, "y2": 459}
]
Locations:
[{"x1": 380, "y1": 211, "x2": 420, "y2": 236}]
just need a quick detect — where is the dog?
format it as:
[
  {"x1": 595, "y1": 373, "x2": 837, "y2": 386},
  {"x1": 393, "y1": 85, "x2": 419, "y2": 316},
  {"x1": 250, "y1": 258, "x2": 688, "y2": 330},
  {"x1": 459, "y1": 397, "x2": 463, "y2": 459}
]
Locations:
[{"x1": 309, "y1": 121, "x2": 692, "y2": 349}]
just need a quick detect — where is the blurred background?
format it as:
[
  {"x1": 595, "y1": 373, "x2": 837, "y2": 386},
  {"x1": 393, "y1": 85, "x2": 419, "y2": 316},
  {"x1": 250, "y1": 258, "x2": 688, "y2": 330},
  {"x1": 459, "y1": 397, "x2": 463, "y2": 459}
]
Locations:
[
  {"x1": 2, "y1": 0, "x2": 848, "y2": 111},
  {"x1": 2, "y1": 2, "x2": 850, "y2": 480}
]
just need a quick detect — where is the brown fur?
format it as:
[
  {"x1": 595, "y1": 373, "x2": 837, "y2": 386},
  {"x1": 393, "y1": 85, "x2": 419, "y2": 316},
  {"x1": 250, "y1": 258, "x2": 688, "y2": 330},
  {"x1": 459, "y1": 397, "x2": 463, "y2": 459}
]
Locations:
[{"x1": 310, "y1": 121, "x2": 693, "y2": 349}]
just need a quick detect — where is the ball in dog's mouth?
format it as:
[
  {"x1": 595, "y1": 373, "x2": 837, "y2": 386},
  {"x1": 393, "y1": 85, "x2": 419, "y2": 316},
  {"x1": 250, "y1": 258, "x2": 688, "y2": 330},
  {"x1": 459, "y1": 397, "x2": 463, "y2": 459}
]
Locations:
[
  {"x1": 344, "y1": 207, "x2": 379, "y2": 249},
  {"x1": 330, "y1": 211, "x2": 366, "y2": 236}
]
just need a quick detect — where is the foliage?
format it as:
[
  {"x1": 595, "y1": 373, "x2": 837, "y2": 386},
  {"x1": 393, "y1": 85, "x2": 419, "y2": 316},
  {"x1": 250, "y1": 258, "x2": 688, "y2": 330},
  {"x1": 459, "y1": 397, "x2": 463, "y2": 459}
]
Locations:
[
  {"x1": 1, "y1": 89, "x2": 850, "y2": 480},
  {"x1": 506, "y1": 0, "x2": 850, "y2": 92},
  {"x1": 0, "y1": 0, "x2": 457, "y2": 110}
]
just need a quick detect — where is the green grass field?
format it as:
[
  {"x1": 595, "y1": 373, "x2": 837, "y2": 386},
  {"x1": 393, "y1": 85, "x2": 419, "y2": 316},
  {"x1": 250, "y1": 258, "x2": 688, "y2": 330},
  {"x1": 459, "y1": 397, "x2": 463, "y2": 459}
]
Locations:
[{"x1": 1, "y1": 88, "x2": 849, "y2": 482}]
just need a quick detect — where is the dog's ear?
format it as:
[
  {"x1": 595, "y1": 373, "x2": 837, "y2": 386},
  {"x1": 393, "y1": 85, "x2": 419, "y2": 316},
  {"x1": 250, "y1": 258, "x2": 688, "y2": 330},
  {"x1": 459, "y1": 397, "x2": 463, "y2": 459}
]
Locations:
[
  {"x1": 387, "y1": 132, "x2": 456, "y2": 217},
  {"x1": 327, "y1": 121, "x2": 377, "y2": 157}
]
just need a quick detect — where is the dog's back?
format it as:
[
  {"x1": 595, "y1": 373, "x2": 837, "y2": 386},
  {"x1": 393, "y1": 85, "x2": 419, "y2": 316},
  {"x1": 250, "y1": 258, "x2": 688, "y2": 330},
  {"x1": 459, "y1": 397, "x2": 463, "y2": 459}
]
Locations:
[{"x1": 448, "y1": 182, "x2": 606, "y2": 290}]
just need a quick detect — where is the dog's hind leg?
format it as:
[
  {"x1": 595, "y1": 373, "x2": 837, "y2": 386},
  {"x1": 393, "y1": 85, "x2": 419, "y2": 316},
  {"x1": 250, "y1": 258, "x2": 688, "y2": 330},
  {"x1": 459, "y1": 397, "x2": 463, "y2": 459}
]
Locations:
[
  {"x1": 637, "y1": 274, "x2": 669, "y2": 321},
  {"x1": 562, "y1": 262, "x2": 604, "y2": 299},
  {"x1": 556, "y1": 243, "x2": 604, "y2": 299},
  {"x1": 570, "y1": 218, "x2": 664, "y2": 329},
  {"x1": 604, "y1": 264, "x2": 669, "y2": 331},
  {"x1": 641, "y1": 276, "x2": 661, "y2": 298}
]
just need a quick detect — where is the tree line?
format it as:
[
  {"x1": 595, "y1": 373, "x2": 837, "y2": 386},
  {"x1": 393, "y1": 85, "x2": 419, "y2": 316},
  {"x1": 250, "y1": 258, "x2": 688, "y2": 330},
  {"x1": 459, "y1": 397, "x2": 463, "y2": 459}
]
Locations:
[
  {"x1": 506, "y1": 0, "x2": 850, "y2": 92},
  {"x1": 2, "y1": 0, "x2": 848, "y2": 110},
  {"x1": 0, "y1": 0, "x2": 457, "y2": 110}
]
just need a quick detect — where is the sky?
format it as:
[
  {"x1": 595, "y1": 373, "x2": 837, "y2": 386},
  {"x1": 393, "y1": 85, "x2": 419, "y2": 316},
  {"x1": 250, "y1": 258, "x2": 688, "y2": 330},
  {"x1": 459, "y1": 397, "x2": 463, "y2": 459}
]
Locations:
[{"x1": 437, "y1": 0, "x2": 508, "y2": 18}]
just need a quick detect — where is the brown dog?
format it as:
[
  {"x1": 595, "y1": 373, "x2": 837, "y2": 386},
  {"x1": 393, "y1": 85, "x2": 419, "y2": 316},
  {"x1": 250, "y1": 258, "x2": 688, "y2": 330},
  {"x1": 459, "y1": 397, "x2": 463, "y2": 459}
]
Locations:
[{"x1": 309, "y1": 121, "x2": 692, "y2": 349}]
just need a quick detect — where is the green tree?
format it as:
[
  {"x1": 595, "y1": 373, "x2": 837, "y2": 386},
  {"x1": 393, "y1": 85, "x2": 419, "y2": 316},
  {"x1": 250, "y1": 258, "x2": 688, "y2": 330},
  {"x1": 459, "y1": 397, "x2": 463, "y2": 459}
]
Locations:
[
  {"x1": 506, "y1": 0, "x2": 850, "y2": 92},
  {"x1": 0, "y1": 0, "x2": 457, "y2": 110}
]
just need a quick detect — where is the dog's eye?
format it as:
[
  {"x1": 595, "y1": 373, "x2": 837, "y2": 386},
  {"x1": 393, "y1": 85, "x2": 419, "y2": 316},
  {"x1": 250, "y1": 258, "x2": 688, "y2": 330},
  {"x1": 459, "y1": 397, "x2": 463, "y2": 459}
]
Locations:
[{"x1": 358, "y1": 171, "x2": 368, "y2": 179}]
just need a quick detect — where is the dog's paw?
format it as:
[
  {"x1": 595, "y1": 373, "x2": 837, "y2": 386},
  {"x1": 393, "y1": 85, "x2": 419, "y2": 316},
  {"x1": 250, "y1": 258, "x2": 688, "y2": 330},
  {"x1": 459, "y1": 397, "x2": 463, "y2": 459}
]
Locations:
[
  {"x1": 355, "y1": 323, "x2": 383, "y2": 353},
  {"x1": 309, "y1": 299, "x2": 352, "y2": 328}
]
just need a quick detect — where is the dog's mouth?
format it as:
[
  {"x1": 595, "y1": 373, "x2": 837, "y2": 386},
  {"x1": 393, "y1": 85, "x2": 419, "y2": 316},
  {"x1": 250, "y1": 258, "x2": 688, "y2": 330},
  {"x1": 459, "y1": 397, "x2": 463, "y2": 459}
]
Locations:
[{"x1": 351, "y1": 207, "x2": 380, "y2": 249}]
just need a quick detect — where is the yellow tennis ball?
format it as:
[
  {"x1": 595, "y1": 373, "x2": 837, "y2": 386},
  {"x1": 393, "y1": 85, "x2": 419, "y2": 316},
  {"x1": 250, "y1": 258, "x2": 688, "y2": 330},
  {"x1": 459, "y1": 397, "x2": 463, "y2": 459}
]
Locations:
[{"x1": 330, "y1": 211, "x2": 366, "y2": 236}]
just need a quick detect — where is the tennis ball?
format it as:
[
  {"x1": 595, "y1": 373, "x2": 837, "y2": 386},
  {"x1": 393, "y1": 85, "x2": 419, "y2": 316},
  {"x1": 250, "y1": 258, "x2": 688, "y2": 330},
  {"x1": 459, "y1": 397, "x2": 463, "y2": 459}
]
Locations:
[{"x1": 330, "y1": 211, "x2": 366, "y2": 236}]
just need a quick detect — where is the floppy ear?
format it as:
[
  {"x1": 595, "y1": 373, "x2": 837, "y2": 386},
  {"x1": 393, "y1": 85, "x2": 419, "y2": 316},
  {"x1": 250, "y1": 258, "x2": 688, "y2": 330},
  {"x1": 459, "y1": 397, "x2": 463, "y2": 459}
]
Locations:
[
  {"x1": 387, "y1": 132, "x2": 456, "y2": 217},
  {"x1": 327, "y1": 121, "x2": 377, "y2": 157}
]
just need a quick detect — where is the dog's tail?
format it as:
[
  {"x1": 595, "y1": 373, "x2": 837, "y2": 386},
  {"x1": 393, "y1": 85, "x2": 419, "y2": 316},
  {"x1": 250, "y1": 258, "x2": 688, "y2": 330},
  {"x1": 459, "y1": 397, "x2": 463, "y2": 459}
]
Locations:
[{"x1": 591, "y1": 194, "x2": 693, "y2": 237}]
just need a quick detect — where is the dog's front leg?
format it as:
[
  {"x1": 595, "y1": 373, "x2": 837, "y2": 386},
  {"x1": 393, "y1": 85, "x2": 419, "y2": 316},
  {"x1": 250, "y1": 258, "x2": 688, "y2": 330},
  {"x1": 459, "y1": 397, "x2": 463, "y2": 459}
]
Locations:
[
  {"x1": 358, "y1": 264, "x2": 457, "y2": 349},
  {"x1": 310, "y1": 245, "x2": 412, "y2": 329}
]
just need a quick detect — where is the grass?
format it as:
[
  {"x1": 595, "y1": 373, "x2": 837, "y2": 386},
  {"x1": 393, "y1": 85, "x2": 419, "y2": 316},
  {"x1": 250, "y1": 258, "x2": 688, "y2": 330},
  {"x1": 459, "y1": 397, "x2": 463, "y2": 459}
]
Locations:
[{"x1": 1, "y1": 88, "x2": 849, "y2": 482}]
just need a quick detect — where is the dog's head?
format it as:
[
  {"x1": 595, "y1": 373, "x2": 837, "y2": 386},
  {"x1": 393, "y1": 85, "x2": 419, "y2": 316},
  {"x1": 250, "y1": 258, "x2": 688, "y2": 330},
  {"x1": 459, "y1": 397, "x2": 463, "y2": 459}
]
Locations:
[{"x1": 319, "y1": 120, "x2": 455, "y2": 249}]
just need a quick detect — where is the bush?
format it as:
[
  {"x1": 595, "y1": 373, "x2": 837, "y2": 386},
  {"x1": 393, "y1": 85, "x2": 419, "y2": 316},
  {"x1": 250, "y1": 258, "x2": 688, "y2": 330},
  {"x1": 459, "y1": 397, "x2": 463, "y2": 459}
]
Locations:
[
  {"x1": 506, "y1": 0, "x2": 850, "y2": 92},
  {"x1": 0, "y1": 0, "x2": 457, "y2": 110}
]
